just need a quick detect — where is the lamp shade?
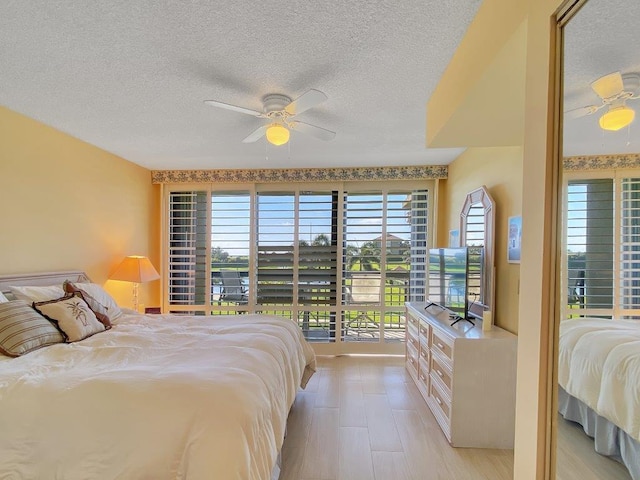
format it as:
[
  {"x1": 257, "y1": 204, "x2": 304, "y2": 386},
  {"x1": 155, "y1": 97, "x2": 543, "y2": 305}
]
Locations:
[
  {"x1": 599, "y1": 105, "x2": 635, "y2": 131},
  {"x1": 110, "y1": 256, "x2": 160, "y2": 283},
  {"x1": 265, "y1": 123, "x2": 290, "y2": 146}
]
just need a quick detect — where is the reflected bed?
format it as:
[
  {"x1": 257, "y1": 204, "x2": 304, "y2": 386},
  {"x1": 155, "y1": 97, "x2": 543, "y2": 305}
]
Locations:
[{"x1": 558, "y1": 318, "x2": 640, "y2": 479}]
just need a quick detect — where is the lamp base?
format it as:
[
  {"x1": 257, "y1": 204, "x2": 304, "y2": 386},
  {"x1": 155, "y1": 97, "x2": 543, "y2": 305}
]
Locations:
[{"x1": 132, "y1": 282, "x2": 140, "y2": 313}]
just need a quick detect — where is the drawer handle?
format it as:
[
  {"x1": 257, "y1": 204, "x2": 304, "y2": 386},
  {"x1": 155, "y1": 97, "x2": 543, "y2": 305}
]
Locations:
[
  {"x1": 420, "y1": 350, "x2": 426, "y2": 358},
  {"x1": 410, "y1": 358, "x2": 415, "y2": 365},
  {"x1": 420, "y1": 374, "x2": 426, "y2": 381},
  {"x1": 435, "y1": 396, "x2": 442, "y2": 406},
  {"x1": 420, "y1": 328, "x2": 427, "y2": 335},
  {"x1": 436, "y1": 369, "x2": 443, "y2": 377},
  {"x1": 436, "y1": 342, "x2": 445, "y2": 350}
]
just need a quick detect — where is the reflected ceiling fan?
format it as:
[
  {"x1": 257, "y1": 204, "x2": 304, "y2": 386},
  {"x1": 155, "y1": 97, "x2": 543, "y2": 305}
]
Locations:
[
  {"x1": 566, "y1": 71, "x2": 640, "y2": 131},
  {"x1": 204, "y1": 89, "x2": 336, "y2": 146}
]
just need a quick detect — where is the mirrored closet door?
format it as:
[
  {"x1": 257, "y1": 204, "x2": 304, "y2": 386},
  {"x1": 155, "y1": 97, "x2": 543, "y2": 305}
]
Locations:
[{"x1": 555, "y1": 0, "x2": 640, "y2": 478}]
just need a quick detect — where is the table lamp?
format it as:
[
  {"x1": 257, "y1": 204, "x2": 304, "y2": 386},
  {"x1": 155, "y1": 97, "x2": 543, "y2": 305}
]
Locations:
[{"x1": 109, "y1": 255, "x2": 160, "y2": 312}]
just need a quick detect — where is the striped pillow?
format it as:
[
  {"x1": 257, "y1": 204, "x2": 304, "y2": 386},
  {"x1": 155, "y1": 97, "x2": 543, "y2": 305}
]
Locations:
[{"x1": 0, "y1": 300, "x2": 65, "y2": 356}]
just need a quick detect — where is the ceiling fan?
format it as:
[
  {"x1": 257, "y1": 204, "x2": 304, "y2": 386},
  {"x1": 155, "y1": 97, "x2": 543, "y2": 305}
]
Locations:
[
  {"x1": 566, "y1": 71, "x2": 640, "y2": 131},
  {"x1": 204, "y1": 89, "x2": 336, "y2": 146}
]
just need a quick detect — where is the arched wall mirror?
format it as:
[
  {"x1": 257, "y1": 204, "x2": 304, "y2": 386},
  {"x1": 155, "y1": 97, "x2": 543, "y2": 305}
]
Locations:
[
  {"x1": 554, "y1": 0, "x2": 640, "y2": 478},
  {"x1": 459, "y1": 185, "x2": 496, "y2": 314}
]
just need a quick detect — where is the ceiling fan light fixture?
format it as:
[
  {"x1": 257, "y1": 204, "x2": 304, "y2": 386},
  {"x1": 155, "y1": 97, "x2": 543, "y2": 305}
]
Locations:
[
  {"x1": 599, "y1": 105, "x2": 635, "y2": 131},
  {"x1": 265, "y1": 123, "x2": 290, "y2": 146}
]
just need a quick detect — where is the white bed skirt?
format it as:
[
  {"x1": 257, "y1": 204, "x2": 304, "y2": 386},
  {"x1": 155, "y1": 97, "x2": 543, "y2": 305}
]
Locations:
[{"x1": 558, "y1": 386, "x2": 640, "y2": 479}]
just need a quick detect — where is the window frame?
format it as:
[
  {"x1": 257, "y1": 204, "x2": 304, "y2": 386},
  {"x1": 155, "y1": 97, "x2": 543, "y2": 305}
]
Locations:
[{"x1": 161, "y1": 179, "x2": 436, "y2": 354}]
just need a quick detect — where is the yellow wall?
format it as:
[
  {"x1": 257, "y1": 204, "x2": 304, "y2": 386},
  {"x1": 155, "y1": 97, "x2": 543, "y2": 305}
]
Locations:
[
  {"x1": 0, "y1": 106, "x2": 161, "y2": 308},
  {"x1": 438, "y1": 146, "x2": 523, "y2": 333}
]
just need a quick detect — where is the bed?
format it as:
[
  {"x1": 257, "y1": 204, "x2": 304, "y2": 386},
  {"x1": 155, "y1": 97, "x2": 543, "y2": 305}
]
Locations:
[
  {"x1": 0, "y1": 271, "x2": 316, "y2": 480},
  {"x1": 558, "y1": 317, "x2": 640, "y2": 479}
]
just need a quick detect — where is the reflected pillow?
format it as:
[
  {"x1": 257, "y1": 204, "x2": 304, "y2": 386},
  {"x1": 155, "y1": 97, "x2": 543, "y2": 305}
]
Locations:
[
  {"x1": 0, "y1": 300, "x2": 65, "y2": 356},
  {"x1": 34, "y1": 293, "x2": 106, "y2": 343}
]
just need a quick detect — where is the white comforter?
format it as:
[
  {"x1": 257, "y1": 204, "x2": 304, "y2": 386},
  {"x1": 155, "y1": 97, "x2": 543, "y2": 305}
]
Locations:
[
  {"x1": 559, "y1": 318, "x2": 640, "y2": 442},
  {"x1": 0, "y1": 313, "x2": 316, "y2": 480}
]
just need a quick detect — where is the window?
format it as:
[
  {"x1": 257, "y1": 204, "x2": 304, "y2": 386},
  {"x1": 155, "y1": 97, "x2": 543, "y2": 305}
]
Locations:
[
  {"x1": 564, "y1": 173, "x2": 640, "y2": 320},
  {"x1": 165, "y1": 183, "x2": 432, "y2": 346}
]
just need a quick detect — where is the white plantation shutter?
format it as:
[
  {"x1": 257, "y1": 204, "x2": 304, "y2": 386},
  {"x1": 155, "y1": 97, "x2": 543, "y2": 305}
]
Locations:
[
  {"x1": 211, "y1": 192, "x2": 251, "y2": 309},
  {"x1": 297, "y1": 192, "x2": 338, "y2": 308},
  {"x1": 256, "y1": 191, "x2": 338, "y2": 309},
  {"x1": 464, "y1": 203, "x2": 486, "y2": 247},
  {"x1": 564, "y1": 175, "x2": 640, "y2": 320},
  {"x1": 167, "y1": 191, "x2": 209, "y2": 309},
  {"x1": 620, "y1": 177, "x2": 640, "y2": 317},
  {"x1": 164, "y1": 183, "x2": 433, "y2": 347},
  {"x1": 565, "y1": 179, "x2": 614, "y2": 318},
  {"x1": 409, "y1": 191, "x2": 428, "y2": 303},
  {"x1": 256, "y1": 192, "x2": 295, "y2": 306}
]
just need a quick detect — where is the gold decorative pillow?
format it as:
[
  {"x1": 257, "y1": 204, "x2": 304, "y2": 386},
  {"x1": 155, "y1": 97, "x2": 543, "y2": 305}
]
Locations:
[{"x1": 34, "y1": 293, "x2": 106, "y2": 343}]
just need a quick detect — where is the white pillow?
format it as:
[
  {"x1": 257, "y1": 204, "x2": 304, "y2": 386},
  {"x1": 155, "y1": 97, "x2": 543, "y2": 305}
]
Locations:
[
  {"x1": 71, "y1": 283, "x2": 123, "y2": 320},
  {"x1": 0, "y1": 292, "x2": 8, "y2": 303},
  {"x1": 9, "y1": 285, "x2": 66, "y2": 303}
]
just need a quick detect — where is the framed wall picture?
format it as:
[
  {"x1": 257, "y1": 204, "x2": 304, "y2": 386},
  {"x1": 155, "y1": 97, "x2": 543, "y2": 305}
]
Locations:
[
  {"x1": 507, "y1": 215, "x2": 522, "y2": 264},
  {"x1": 449, "y1": 229, "x2": 460, "y2": 248}
]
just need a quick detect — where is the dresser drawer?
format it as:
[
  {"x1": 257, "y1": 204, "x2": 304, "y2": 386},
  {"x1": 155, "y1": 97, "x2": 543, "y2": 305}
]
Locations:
[
  {"x1": 430, "y1": 353, "x2": 452, "y2": 394},
  {"x1": 407, "y1": 313, "x2": 419, "y2": 330},
  {"x1": 431, "y1": 329, "x2": 454, "y2": 362},
  {"x1": 418, "y1": 355, "x2": 430, "y2": 391},
  {"x1": 418, "y1": 342, "x2": 429, "y2": 364},
  {"x1": 406, "y1": 342, "x2": 419, "y2": 375},
  {"x1": 418, "y1": 321, "x2": 430, "y2": 341},
  {"x1": 406, "y1": 332, "x2": 420, "y2": 352},
  {"x1": 429, "y1": 377, "x2": 451, "y2": 422}
]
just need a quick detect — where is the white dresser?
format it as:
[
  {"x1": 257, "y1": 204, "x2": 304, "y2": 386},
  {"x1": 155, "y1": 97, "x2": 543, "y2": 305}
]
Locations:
[{"x1": 405, "y1": 302, "x2": 517, "y2": 448}]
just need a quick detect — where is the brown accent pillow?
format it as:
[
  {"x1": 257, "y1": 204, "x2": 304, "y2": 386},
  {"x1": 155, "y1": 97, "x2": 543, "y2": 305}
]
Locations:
[
  {"x1": 63, "y1": 281, "x2": 111, "y2": 329},
  {"x1": 34, "y1": 293, "x2": 106, "y2": 343}
]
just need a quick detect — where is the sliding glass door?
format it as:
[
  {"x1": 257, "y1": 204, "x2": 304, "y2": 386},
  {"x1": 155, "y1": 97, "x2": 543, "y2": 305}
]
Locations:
[{"x1": 164, "y1": 181, "x2": 433, "y2": 354}]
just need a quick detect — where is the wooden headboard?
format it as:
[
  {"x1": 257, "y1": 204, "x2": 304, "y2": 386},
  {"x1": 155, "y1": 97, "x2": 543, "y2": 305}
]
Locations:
[{"x1": 0, "y1": 271, "x2": 91, "y2": 296}]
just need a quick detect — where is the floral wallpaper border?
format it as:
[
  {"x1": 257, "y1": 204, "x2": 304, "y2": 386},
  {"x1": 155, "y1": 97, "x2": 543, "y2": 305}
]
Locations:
[
  {"x1": 564, "y1": 154, "x2": 640, "y2": 171},
  {"x1": 151, "y1": 165, "x2": 448, "y2": 184}
]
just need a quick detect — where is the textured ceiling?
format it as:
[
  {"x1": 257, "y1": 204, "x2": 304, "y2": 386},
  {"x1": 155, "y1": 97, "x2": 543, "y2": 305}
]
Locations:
[
  {"x1": 0, "y1": 0, "x2": 482, "y2": 170},
  {"x1": 563, "y1": 0, "x2": 640, "y2": 156}
]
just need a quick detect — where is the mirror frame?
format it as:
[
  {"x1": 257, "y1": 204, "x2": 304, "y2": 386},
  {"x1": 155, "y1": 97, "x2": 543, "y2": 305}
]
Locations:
[
  {"x1": 459, "y1": 185, "x2": 496, "y2": 314},
  {"x1": 549, "y1": 1, "x2": 593, "y2": 479}
]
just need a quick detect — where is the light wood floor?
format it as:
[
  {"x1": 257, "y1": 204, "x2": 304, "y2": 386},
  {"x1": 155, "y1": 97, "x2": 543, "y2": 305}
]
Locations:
[{"x1": 280, "y1": 355, "x2": 513, "y2": 480}]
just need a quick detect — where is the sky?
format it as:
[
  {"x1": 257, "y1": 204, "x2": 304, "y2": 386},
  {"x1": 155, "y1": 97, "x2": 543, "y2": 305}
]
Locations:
[{"x1": 210, "y1": 191, "x2": 415, "y2": 259}]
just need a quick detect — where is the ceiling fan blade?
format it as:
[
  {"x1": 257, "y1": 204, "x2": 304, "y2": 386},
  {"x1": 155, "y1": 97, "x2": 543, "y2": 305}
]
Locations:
[
  {"x1": 284, "y1": 89, "x2": 328, "y2": 116},
  {"x1": 204, "y1": 100, "x2": 264, "y2": 117},
  {"x1": 289, "y1": 121, "x2": 336, "y2": 141},
  {"x1": 591, "y1": 71, "x2": 624, "y2": 100},
  {"x1": 242, "y1": 125, "x2": 268, "y2": 143},
  {"x1": 564, "y1": 105, "x2": 602, "y2": 119}
]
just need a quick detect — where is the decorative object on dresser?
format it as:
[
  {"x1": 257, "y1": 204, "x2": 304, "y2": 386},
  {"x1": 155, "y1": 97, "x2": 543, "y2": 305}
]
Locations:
[
  {"x1": 405, "y1": 302, "x2": 517, "y2": 448},
  {"x1": 460, "y1": 186, "x2": 496, "y2": 315}
]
